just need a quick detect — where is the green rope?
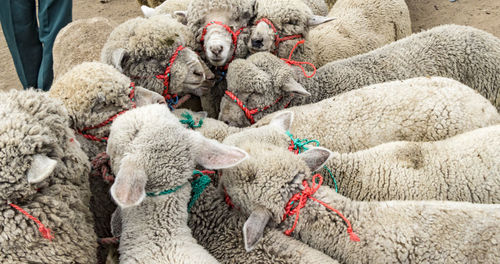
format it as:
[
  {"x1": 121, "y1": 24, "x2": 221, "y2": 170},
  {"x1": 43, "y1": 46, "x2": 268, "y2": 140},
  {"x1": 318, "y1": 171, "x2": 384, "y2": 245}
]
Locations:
[
  {"x1": 286, "y1": 130, "x2": 339, "y2": 192},
  {"x1": 188, "y1": 170, "x2": 212, "y2": 212},
  {"x1": 146, "y1": 184, "x2": 185, "y2": 197},
  {"x1": 179, "y1": 112, "x2": 204, "y2": 129}
]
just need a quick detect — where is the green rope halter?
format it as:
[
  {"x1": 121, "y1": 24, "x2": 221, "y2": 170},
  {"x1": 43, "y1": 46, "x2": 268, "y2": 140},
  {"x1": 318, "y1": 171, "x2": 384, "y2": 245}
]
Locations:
[
  {"x1": 188, "y1": 170, "x2": 212, "y2": 211},
  {"x1": 179, "y1": 112, "x2": 204, "y2": 129},
  {"x1": 286, "y1": 131, "x2": 338, "y2": 192},
  {"x1": 145, "y1": 170, "x2": 212, "y2": 212}
]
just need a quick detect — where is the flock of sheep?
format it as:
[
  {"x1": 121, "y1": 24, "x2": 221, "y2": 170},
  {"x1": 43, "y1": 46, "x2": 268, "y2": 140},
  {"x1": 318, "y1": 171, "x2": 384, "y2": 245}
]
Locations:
[{"x1": 1, "y1": 0, "x2": 500, "y2": 263}]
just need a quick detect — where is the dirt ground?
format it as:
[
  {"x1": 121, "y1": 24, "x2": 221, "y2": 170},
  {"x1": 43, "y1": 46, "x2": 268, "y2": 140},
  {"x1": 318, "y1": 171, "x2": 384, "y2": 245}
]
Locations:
[{"x1": 1, "y1": 0, "x2": 499, "y2": 91}]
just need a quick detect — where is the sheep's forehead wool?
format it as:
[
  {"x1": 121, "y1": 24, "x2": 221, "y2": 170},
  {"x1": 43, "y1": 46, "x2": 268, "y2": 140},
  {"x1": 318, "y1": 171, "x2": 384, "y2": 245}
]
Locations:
[
  {"x1": 255, "y1": 0, "x2": 312, "y2": 32},
  {"x1": 50, "y1": 62, "x2": 133, "y2": 128},
  {"x1": 127, "y1": 15, "x2": 194, "y2": 60},
  {"x1": 221, "y1": 141, "x2": 309, "y2": 220},
  {"x1": 187, "y1": 0, "x2": 255, "y2": 31},
  {"x1": 0, "y1": 90, "x2": 73, "y2": 200}
]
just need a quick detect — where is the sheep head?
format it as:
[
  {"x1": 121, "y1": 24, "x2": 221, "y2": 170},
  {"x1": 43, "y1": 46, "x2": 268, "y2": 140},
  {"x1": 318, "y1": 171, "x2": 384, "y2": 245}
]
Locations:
[
  {"x1": 0, "y1": 90, "x2": 87, "y2": 202},
  {"x1": 220, "y1": 112, "x2": 332, "y2": 251},
  {"x1": 248, "y1": 0, "x2": 334, "y2": 54},
  {"x1": 107, "y1": 104, "x2": 248, "y2": 208},
  {"x1": 102, "y1": 15, "x2": 215, "y2": 98},
  {"x1": 219, "y1": 52, "x2": 310, "y2": 127},
  {"x1": 50, "y1": 62, "x2": 164, "y2": 143},
  {"x1": 187, "y1": 0, "x2": 255, "y2": 67}
]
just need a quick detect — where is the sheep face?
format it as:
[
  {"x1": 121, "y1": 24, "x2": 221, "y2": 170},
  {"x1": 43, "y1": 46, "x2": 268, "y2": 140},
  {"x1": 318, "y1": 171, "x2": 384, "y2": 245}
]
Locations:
[
  {"x1": 104, "y1": 15, "x2": 216, "y2": 97},
  {"x1": 50, "y1": 62, "x2": 164, "y2": 141},
  {"x1": 219, "y1": 53, "x2": 310, "y2": 127},
  {"x1": 187, "y1": 0, "x2": 255, "y2": 67},
  {"x1": 107, "y1": 104, "x2": 248, "y2": 208},
  {"x1": 0, "y1": 90, "x2": 84, "y2": 202},
  {"x1": 248, "y1": 0, "x2": 333, "y2": 53}
]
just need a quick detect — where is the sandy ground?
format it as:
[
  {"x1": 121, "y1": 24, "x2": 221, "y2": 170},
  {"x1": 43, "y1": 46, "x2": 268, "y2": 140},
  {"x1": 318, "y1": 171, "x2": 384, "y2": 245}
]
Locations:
[{"x1": 1, "y1": 0, "x2": 499, "y2": 91}]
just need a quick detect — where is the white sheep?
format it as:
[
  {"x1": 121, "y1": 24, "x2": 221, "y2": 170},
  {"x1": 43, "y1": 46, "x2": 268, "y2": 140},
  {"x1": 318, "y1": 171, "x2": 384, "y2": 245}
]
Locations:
[
  {"x1": 140, "y1": 0, "x2": 191, "y2": 24},
  {"x1": 101, "y1": 14, "x2": 215, "y2": 109},
  {"x1": 49, "y1": 61, "x2": 165, "y2": 262},
  {"x1": 218, "y1": 76, "x2": 500, "y2": 150},
  {"x1": 323, "y1": 125, "x2": 500, "y2": 203},
  {"x1": 107, "y1": 103, "x2": 245, "y2": 263},
  {"x1": 185, "y1": 0, "x2": 254, "y2": 67},
  {"x1": 0, "y1": 90, "x2": 97, "y2": 263},
  {"x1": 220, "y1": 145, "x2": 500, "y2": 263},
  {"x1": 249, "y1": 0, "x2": 411, "y2": 67},
  {"x1": 53, "y1": 17, "x2": 116, "y2": 80},
  {"x1": 221, "y1": 25, "x2": 500, "y2": 126}
]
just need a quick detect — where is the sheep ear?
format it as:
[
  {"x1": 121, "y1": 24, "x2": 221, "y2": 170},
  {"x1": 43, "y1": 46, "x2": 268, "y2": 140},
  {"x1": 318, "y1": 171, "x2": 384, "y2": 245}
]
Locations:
[
  {"x1": 110, "y1": 154, "x2": 147, "y2": 208},
  {"x1": 243, "y1": 208, "x2": 270, "y2": 252},
  {"x1": 27, "y1": 154, "x2": 57, "y2": 183},
  {"x1": 192, "y1": 134, "x2": 248, "y2": 169},
  {"x1": 269, "y1": 111, "x2": 294, "y2": 131},
  {"x1": 307, "y1": 15, "x2": 335, "y2": 26},
  {"x1": 299, "y1": 147, "x2": 333, "y2": 172},
  {"x1": 141, "y1": 5, "x2": 155, "y2": 17},
  {"x1": 282, "y1": 78, "x2": 311, "y2": 97},
  {"x1": 111, "y1": 48, "x2": 127, "y2": 72},
  {"x1": 173, "y1": 11, "x2": 188, "y2": 25}
]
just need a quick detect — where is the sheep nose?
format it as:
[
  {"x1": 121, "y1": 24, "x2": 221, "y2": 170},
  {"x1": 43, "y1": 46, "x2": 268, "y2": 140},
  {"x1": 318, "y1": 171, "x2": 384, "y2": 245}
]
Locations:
[
  {"x1": 210, "y1": 45, "x2": 224, "y2": 56},
  {"x1": 251, "y1": 38, "x2": 263, "y2": 48}
]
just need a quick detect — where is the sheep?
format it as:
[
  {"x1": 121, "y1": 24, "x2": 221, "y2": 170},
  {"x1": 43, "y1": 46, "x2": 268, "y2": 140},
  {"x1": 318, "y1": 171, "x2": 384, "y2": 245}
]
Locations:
[
  {"x1": 140, "y1": 0, "x2": 191, "y2": 24},
  {"x1": 53, "y1": 17, "x2": 116, "y2": 80},
  {"x1": 219, "y1": 76, "x2": 500, "y2": 149},
  {"x1": 106, "y1": 103, "x2": 246, "y2": 263},
  {"x1": 101, "y1": 14, "x2": 215, "y2": 109},
  {"x1": 49, "y1": 62, "x2": 165, "y2": 158},
  {"x1": 322, "y1": 125, "x2": 500, "y2": 203},
  {"x1": 220, "y1": 25, "x2": 500, "y2": 126},
  {"x1": 110, "y1": 105, "x2": 340, "y2": 263},
  {"x1": 219, "y1": 145, "x2": 500, "y2": 263},
  {"x1": 248, "y1": 0, "x2": 411, "y2": 67},
  {"x1": 0, "y1": 89, "x2": 97, "y2": 263},
  {"x1": 49, "y1": 61, "x2": 165, "y2": 262},
  {"x1": 185, "y1": 0, "x2": 255, "y2": 68}
]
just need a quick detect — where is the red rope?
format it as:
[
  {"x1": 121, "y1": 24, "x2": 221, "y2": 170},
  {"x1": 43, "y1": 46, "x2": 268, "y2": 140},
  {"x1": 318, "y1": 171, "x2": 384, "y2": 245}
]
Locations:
[
  {"x1": 224, "y1": 90, "x2": 288, "y2": 125},
  {"x1": 255, "y1": 18, "x2": 303, "y2": 51},
  {"x1": 90, "y1": 152, "x2": 115, "y2": 183},
  {"x1": 98, "y1": 237, "x2": 120, "y2": 245},
  {"x1": 280, "y1": 40, "x2": 316, "y2": 78},
  {"x1": 155, "y1": 45, "x2": 185, "y2": 100},
  {"x1": 77, "y1": 83, "x2": 137, "y2": 143},
  {"x1": 200, "y1": 21, "x2": 246, "y2": 69},
  {"x1": 9, "y1": 203, "x2": 54, "y2": 241},
  {"x1": 281, "y1": 174, "x2": 360, "y2": 242},
  {"x1": 223, "y1": 186, "x2": 239, "y2": 210}
]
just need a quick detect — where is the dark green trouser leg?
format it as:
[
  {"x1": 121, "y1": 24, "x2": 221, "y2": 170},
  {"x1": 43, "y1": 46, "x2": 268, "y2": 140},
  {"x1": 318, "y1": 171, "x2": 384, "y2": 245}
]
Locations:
[
  {"x1": 0, "y1": 0, "x2": 42, "y2": 88},
  {"x1": 38, "y1": 0, "x2": 72, "y2": 91}
]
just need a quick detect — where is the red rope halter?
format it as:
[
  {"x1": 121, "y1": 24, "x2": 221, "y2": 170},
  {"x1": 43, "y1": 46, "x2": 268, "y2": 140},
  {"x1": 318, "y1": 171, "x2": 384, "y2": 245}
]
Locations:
[
  {"x1": 282, "y1": 174, "x2": 360, "y2": 242},
  {"x1": 255, "y1": 18, "x2": 303, "y2": 51},
  {"x1": 76, "y1": 83, "x2": 137, "y2": 143},
  {"x1": 224, "y1": 90, "x2": 288, "y2": 124},
  {"x1": 200, "y1": 21, "x2": 246, "y2": 69},
  {"x1": 155, "y1": 45, "x2": 185, "y2": 106},
  {"x1": 9, "y1": 203, "x2": 54, "y2": 241},
  {"x1": 280, "y1": 40, "x2": 316, "y2": 78}
]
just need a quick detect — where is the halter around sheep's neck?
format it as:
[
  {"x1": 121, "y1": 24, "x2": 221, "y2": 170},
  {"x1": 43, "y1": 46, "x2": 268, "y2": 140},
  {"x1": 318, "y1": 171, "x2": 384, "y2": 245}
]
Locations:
[
  {"x1": 200, "y1": 21, "x2": 246, "y2": 70},
  {"x1": 224, "y1": 90, "x2": 291, "y2": 125},
  {"x1": 255, "y1": 18, "x2": 303, "y2": 52},
  {"x1": 76, "y1": 83, "x2": 137, "y2": 143},
  {"x1": 282, "y1": 174, "x2": 360, "y2": 242},
  {"x1": 155, "y1": 45, "x2": 185, "y2": 109}
]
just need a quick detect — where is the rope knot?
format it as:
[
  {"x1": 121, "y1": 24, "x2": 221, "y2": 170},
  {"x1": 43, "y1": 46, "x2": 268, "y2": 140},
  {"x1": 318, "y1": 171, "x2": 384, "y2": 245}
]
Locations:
[
  {"x1": 188, "y1": 170, "x2": 214, "y2": 211},
  {"x1": 90, "y1": 152, "x2": 114, "y2": 183},
  {"x1": 280, "y1": 40, "x2": 316, "y2": 78},
  {"x1": 281, "y1": 174, "x2": 359, "y2": 242},
  {"x1": 180, "y1": 112, "x2": 204, "y2": 129}
]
